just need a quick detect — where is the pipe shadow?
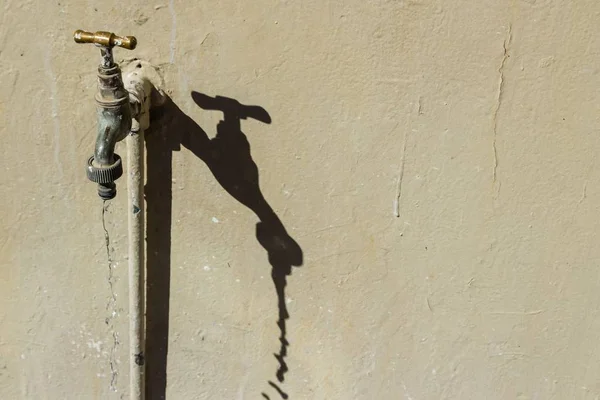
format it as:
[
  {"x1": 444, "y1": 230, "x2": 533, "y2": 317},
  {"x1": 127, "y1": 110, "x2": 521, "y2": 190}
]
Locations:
[
  {"x1": 145, "y1": 91, "x2": 303, "y2": 399},
  {"x1": 144, "y1": 97, "x2": 174, "y2": 400}
]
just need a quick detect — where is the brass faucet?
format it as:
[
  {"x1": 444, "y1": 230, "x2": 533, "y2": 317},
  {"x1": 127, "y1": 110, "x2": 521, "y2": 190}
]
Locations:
[
  {"x1": 74, "y1": 30, "x2": 137, "y2": 200},
  {"x1": 74, "y1": 30, "x2": 137, "y2": 50}
]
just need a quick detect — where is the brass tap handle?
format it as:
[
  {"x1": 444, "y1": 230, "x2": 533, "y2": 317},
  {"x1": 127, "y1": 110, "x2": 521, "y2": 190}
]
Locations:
[{"x1": 73, "y1": 30, "x2": 137, "y2": 50}]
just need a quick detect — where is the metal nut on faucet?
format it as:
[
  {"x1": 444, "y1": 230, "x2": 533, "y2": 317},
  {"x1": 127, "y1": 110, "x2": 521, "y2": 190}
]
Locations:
[{"x1": 86, "y1": 155, "x2": 123, "y2": 184}]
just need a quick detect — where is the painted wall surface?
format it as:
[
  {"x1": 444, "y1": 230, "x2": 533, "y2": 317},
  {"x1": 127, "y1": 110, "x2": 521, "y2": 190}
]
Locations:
[{"x1": 2, "y1": 1, "x2": 600, "y2": 399}]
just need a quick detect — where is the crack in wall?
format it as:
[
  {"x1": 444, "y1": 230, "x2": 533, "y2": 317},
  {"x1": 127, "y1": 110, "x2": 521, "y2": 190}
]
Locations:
[
  {"x1": 102, "y1": 202, "x2": 117, "y2": 310},
  {"x1": 393, "y1": 127, "x2": 408, "y2": 218},
  {"x1": 492, "y1": 24, "x2": 512, "y2": 193},
  {"x1": 102, "y1": 201, "x2": 119, "y2": 392},
  {"x1": 109, "y1": 331, "x2": 120, "y2": 391}
]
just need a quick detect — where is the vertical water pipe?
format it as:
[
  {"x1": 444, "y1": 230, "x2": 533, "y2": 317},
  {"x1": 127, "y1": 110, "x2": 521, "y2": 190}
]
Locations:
[
  {"x1": 123, "y1": 60, "x2": 163, "y2": 400},
  {"x1": 127, "y1": 126, "x2": 145, "y2": 400}
]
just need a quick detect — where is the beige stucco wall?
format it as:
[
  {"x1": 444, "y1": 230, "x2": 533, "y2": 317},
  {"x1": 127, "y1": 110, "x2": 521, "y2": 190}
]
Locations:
[{"x1": 2, "y1": 0, "x2": 600, "y2": 399}]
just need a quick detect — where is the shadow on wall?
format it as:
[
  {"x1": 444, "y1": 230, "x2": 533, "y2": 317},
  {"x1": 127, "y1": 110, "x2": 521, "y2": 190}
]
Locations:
[{"x1": 145, "y1": 91, "x2": 303, "y2": 400}]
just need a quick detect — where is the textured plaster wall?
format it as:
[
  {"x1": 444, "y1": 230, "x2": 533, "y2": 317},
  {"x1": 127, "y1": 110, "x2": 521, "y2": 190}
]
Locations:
[{"x1": 2, "y1": 0, "x2": 600, "y2": 399}]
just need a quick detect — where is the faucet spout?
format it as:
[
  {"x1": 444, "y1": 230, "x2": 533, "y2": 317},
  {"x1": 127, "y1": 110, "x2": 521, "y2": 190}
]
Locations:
[
  {"x1": 95, "y1": 106, "x2": 130, "y2": 165},
  {"x1": 86, "y1": 58, "x2": 132, "y2": 200}
]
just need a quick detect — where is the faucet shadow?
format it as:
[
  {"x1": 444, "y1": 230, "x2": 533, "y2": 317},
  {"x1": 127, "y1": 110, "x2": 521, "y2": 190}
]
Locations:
[{"x1": 145, "y1": 91, "x2": 303, "y2": 400}]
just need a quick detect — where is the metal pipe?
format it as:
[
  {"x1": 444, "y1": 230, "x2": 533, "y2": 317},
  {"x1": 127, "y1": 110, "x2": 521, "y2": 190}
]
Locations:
[
  {"x1": 99, "y1": 46, "x2": 115, "y2": 69},
  {"x1": 127, "y1": 126, "x2": 145, "y2": 400},
  {"x1": 123, "y1": 59, "x2": 164, "y2": 400}
]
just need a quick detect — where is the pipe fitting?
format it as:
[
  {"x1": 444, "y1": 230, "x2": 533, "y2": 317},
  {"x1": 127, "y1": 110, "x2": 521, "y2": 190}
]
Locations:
[{"x1": 122, "y1": 59, "x2": 166, "y2": 132}]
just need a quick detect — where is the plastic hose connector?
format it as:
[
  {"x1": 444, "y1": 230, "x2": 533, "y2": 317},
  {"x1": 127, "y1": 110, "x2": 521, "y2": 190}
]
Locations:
[{"x1": 86, "y1": 154, "x2": 123, "y2": 183}]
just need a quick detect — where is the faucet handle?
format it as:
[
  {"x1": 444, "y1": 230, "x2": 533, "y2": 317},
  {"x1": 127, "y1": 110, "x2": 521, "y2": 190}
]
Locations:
[{"x1": 73, "y1": 30, "x2": 137, "y2": 50}]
